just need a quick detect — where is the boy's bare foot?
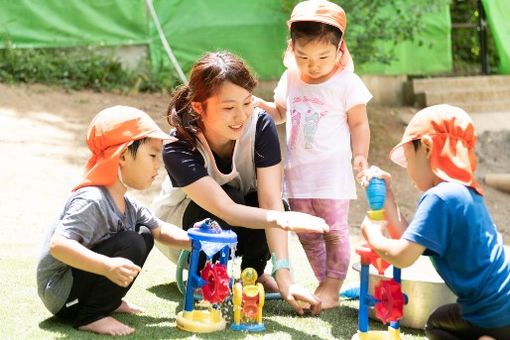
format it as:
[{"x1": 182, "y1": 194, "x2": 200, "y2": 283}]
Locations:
[
  {"x1": 315, "y1": 278, "x2": 342, "y2": 309},
  {"x1": 114, "y1": 300, "x2": 144, "y2": 314},
  {"x1": 257, "y1": 273, "x2": 279, "y2": 293},
  {"x1": 78, "y1": 316, "x2": 135, "y2": 336}
]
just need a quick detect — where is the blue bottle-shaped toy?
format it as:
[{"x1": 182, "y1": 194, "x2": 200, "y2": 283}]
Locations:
[{"x1": 365, "y1": 177, "x2": 386, "y2": 221}]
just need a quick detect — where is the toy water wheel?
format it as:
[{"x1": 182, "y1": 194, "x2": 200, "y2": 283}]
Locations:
[
  {"x1": 374, "y1": 279, "x2": 404, "y2": 324},
  {"x1": 200, "y1": 262, "x2": 230, "y2": 304}
]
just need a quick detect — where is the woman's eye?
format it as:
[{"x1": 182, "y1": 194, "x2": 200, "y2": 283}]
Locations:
[
  {"x1": 223, "y1": 107, "x2": 234, "y2": 111},
  {"x1": 244, "y1": 101, "x2": 252, "y2": 106},
  {"x1": 150, "y1": 154, "x2": 157, "y2": 158},
  {"x1": 320, "y1": 56, "x2": 329, "y2": 60}
]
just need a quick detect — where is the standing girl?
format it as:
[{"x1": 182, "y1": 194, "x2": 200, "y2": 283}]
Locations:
[
  {"x1": 152, "y1": 51, "x2": 329, "y2": 315},
  {"x1": 257, "y1": 0, "x2": 372, "y2": 308}
]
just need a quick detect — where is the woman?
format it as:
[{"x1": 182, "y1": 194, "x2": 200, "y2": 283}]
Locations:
[{"x1": 152, "y1": 51, "x2": 329, "y2": 314}]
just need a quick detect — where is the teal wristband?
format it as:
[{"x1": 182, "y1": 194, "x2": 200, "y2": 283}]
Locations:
[{"x1": 271, "y1": 253, "x2": 290, "y2": 277}]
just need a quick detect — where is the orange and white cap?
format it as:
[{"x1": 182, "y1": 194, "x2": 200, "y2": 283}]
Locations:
[
  {"x1": 284, "y1": 0, "x2": 354, "y2": 72},
  {"x1": 72, "y1": 105, "x2": 176, "y2": 191},
  {"x1": 389, "y1": 104, "x2": 483, "y2": 195}
]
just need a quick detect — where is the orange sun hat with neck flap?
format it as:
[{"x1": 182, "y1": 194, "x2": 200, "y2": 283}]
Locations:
[
  {"x1": 389, "y1": 104, "x2": 483, "y2": 195},
  {"x1": 284, "y1": 0, "x2": 354, "y2": 72},
  {"x1": 72, "y1": 105, "x2": 176, "y2": 192}
]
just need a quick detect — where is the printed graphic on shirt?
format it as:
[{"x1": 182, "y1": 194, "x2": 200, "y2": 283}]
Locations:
[
  {"x1": 289, "y1": 96, "x2": 327, "y2": 149},
  {"x1": 289, "y1": 109, "x2": 301, "y2": 149}
]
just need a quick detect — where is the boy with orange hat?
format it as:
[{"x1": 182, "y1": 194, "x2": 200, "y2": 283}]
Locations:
[
  {"x1": 256, "y1": 0, "x2": 371, "y2": 308},
  {"x1": 37, "y1": 106, "x2": 190, "y2": 336},
  {"x1": 359, "y1": 104, "x2": 510, "y2": 339}
]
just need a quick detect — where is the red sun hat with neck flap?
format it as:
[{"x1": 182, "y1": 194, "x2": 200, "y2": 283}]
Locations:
[
  {"x1": 389, "y1": 104, "x2": 483, "y2": 195},
  {"x1": 284, "y1": 0, "x2": 354, "y2": 72},
  {"x1": 73, "y1": 105, "x2": 176, "y2": 192}
]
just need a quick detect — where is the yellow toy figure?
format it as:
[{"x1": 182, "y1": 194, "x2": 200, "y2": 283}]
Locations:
[{"x1": 231, "y1": 268, "x2": 265, "y2": 332}]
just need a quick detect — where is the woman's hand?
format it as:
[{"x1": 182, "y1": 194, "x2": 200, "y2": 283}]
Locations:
[
  {"x1": 104, "y1": 257, "x2": 141, "y2": 288},
  {"x1": 269, "y1": 211, "x2": 329, "y2": 233},
  {"x1": 276, "y1": 270, "x2": 322, "y2": 315}
]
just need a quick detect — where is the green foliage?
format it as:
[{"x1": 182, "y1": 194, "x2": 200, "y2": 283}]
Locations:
[
  {"x1": 281, "y1": 0, "x2": 450, "y2": 66},
  {"x1": 450, "y1": 0, "x2": 499, "y2": 75},
  {"x1": 0, "y1": 40, "x2": 178, "y2": 92}
]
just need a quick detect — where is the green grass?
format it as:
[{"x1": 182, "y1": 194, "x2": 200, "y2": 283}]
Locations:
[{"x1": 0, "y1": 247, "x2": 427, "y2": 339}]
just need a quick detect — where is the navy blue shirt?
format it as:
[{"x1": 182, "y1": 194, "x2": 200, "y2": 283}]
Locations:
[
  {"x1": 403, "y1": 181, "x2": 510, "y2": 328},
  {"x1": 164, "y1": 112, "x2": 281, "y2": 188}
]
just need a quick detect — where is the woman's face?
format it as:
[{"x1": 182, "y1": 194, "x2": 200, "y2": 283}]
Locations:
[{"x1": 198, "y1": 81, "x2": 254, "y2": 145}]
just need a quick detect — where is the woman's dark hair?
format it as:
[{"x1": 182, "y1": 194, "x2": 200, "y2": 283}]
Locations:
[
  {"x1": 167, "y1": 51, "x2": 257, "y2": 146},
  {"x1": 290, "y1": 21, "x2": 342, "y2": 47}
]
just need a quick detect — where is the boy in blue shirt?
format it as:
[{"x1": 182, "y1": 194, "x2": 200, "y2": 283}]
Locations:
[{"x1": 359, "y1": 104, "x2": 510, "y2": 339}]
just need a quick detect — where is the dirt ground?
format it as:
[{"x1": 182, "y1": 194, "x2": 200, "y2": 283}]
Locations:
[{"x1": 1, "y1": 82, "x2": 509, "y2": 262}]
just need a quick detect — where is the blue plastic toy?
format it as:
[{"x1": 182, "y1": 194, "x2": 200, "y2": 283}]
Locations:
[
  {"x1": 176, "y1": 218, "x2": 237, "y2": 333},
  {"x1": 352, "y1": 177, "x2": 406, "y2": 340}
]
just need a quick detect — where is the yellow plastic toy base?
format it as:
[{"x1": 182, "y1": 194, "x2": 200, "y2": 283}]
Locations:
[
  {"x1": 176, "y1": 309, "x2": 226, "y2": 333},
  {"x1": 367, "y1": 209, "x2": 385, "y2": 221},
  {"x1": 352, "y1": 327, "x2": 400, "y2": 340}
]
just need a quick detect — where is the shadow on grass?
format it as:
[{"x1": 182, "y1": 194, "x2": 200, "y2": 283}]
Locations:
[
  {"x1": 140, "y1": 283, "x2": 427, "y2": 339},
  {"x1": 148, "y1": 282, "x2": 182, "y2": 301},
  {"x1": 38, "y1": 314, "x2": 187, "y2": 339},
  {"x1": 319, "y1": 303, "x2": 426, "y2": 339}
]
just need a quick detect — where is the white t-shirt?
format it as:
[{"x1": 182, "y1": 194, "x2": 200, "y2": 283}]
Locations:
[{"x1": 274, "y1": 67, "x2": 372, "y2": 199}]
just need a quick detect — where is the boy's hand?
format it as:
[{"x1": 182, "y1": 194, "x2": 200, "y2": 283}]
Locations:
[
  {"x1": 105, "y1": 257, "x2": 141, "y2": 287},
  {"x1": 270, "y1": 211, "x2": 330, "y2": 233},
  {"x1": 360, "y1": 216, "x2": 387, "y2": 244},
  {"x1": 356, "y1": 165, "x2": 392, "y2": 188}
]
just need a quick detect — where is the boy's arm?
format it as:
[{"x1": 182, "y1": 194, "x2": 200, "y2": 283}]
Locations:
[
  {"x1": 151, "y1": 223, "x2": 191, "y2": 250},
  {"x1": 254, "y1": 96, "x2": 286, "y2": 124},
  {"x1": 382, "y1": 186, "x2": 409, "y2": 238},
  {"x1": 357, "y1": 167, "x2": 409, "y2": 238},
  {"x1": 50, "y1": 234, "x2": 141, "y2": 287},
  {"x1": 360, "y1": 217, "x2": 425, "y2": 268},
  {"x1": 347, "y1": 104, "x2": 370, "y2": 172}
]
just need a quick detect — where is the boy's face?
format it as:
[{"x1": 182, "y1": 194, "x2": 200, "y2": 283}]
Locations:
[
  {"x1": 403, "y1": 141, "x2": 437, "y2": 192},
  {"x1": 120, "y1": 138, "x2": 163, "y2": 190},
  {"x1": 293, "y1": 38, "x2": 339, "y2": 84}
]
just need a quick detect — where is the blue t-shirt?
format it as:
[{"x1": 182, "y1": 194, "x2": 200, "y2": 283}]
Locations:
[{"x1": 402, "y1": 181, "x2": 510, "y2": 328}]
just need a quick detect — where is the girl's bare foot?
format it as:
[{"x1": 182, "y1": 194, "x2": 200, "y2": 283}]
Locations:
[
  {"x1": 314, "y1": 281, "x2": 325, "y2": 297},
  {"x1": 257, "y1": 273, "x2": 279, "y2": 293},
  {"x1": 114, "y1": 300, "x2": 144, "y2": 314},
  {"x1": 78, "y1": 316, "x2": 135, "y2": 336},
  {"x1": 315, "y1": 278, "x2": 342, "y2": 309}
]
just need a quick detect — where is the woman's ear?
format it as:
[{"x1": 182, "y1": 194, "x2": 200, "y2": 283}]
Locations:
[
  {"x1": 421, "y1": 135, "x2": 433, "y2": 158},
  {"x1": 191, "y1": 102, "x2": 203, "y2": 115}
]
